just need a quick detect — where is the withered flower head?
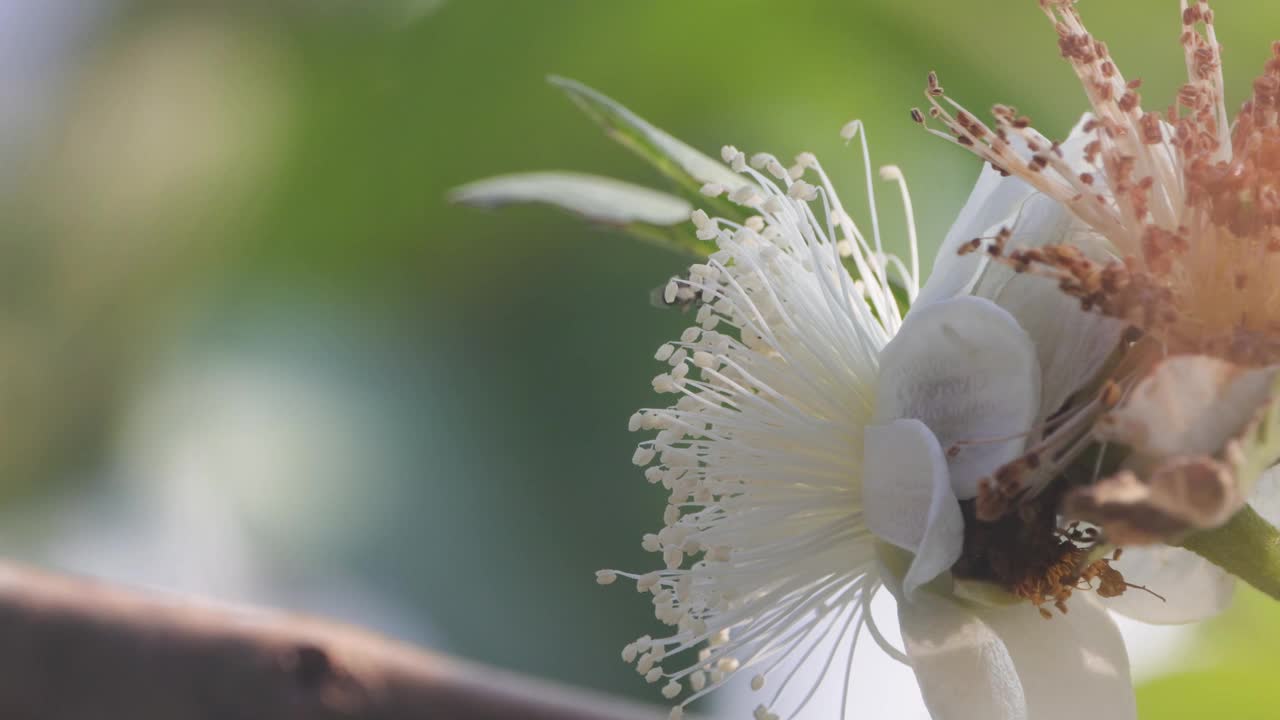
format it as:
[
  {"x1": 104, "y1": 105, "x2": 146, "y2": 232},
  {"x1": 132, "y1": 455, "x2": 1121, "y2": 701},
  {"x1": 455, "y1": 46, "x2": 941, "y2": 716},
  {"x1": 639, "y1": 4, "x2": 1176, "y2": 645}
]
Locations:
[
  {"x1": 909, "y1": 0, "x2": 1277, "y2": 635},
  {"x1": 918, "y1": 0, "x2": 1280, "y2": 366}
]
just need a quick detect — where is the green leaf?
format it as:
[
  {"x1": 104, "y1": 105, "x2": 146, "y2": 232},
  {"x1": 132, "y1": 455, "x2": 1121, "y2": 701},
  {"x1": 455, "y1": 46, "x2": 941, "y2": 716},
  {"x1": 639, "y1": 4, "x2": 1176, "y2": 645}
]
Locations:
[
  {"x1": 450, "y1": 171, "x2": 690, "y2": 225},
  {"x1": 449, "y1": 171, "x2": 716, "y2": 256},
  {"x1": 548, "y1": 76, "x2": 746, "y2": 205},
  {"x1": 454, "y1": 79, "x2": 756, "y2": 258}
]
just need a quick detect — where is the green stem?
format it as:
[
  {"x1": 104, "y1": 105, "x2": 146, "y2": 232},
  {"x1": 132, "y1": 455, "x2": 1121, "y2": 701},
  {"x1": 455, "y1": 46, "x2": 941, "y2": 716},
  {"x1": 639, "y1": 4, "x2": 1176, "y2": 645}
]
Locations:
[{"x1": 1180, "y1": 505, "x2": 1280, "y2": 600}]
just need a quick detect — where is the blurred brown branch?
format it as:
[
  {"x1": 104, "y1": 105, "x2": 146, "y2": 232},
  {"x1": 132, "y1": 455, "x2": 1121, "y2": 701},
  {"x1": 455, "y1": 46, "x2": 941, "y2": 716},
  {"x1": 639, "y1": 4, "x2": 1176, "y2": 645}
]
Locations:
[{"x1": 0, "y1": 563, "x2": 664, "y2": 720}]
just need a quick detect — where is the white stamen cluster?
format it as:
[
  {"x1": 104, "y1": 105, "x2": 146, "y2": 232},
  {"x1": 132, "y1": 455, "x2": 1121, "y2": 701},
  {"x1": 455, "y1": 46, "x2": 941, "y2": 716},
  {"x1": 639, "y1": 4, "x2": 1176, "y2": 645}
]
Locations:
[{"x1": 602, "y1": 127, "x2": 921, "y2": 718}]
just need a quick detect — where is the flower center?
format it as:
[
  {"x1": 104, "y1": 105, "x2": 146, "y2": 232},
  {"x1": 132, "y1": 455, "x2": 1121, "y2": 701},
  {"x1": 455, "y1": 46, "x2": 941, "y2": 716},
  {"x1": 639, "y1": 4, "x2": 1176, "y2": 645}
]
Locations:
[{"x1": 952, "y1": 488, "x2": 1150, "y2": 616}]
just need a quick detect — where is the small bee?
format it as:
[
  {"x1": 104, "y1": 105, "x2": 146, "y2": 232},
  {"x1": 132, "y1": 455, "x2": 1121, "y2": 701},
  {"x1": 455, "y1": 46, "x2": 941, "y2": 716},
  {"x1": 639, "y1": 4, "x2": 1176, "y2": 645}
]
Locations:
[{"x1": 649, "y1": 271, "x2": 704, "y2": 312}]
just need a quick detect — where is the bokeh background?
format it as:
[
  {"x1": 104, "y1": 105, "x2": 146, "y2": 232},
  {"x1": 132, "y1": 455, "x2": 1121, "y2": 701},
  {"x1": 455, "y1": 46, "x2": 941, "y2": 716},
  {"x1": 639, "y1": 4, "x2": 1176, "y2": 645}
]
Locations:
[{"x1": 2, "y1": 1, "x2": 1278, "y2": 718}]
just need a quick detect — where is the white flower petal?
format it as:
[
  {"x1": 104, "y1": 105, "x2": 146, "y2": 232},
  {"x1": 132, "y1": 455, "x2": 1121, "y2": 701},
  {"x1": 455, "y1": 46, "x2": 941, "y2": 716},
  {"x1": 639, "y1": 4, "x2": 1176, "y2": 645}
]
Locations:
[
  {"x1": 971, "y1": 194, "x2": 1125, "y2": 418},
  {"x1": 916, "y1": 112, "x2": 1122, "y2": 419},
  {"x1": 1103, "y1": 545, "x2": 1234, "y2": 624},
  {"x1": 918, "y1": 112, "x2": 1102, "y2": 311},
  {"x1": 1101, "y1": 357, "x2": 1277, "y2": 458},
  {"x1": 1058, "y1": 112, "x2": 1100, "y2": 180},
  {"x1": 1248, "y1": 464, "x2": 1280, "y2": 527},
  {"x1": 875, "y1": 296, "x2": 1041, "y2": 499},
  {"x1": 983, "y1": 595, "x2": 1135, "y2": 720},
  {"x1": 1010, "y1": 286, "x2": 1123, "y2": 425},
  {"x1": 897, "y1": 591, "x2": 1026, "y2": 720},
  {"x1": 897, "y1": 590, "x2": 1134, "y2": 720},
  {"x1": 915, "y1": 167, "x2": 1035, "y2": 309},
  {"x1": 863, "y1": 419, "x2": 964, "y2": 597}
]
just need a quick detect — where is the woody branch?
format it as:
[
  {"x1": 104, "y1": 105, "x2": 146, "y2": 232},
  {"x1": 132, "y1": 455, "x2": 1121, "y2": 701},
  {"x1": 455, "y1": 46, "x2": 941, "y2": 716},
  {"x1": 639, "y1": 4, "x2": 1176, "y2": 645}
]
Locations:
[{"x1": 0, "y1": 562, "x2": 664, "y2": 720}]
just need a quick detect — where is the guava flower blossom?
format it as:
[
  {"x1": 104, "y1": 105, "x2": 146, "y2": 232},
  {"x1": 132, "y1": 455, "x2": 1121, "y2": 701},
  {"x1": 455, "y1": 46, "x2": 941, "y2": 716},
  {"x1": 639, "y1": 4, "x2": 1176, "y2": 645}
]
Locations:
[
  {"x1": 598, "y1": 121, "x2": 1144, "y2": 718},
  {"x1": 913, "y1": 0, "x2": 1280, "y2": 625},
  {"x1": 918, "y1": 115, "x2": 1240, "y2": 622},
  {"x1": 918, "y1": 0, "x2": 1280, "y2": 367}
]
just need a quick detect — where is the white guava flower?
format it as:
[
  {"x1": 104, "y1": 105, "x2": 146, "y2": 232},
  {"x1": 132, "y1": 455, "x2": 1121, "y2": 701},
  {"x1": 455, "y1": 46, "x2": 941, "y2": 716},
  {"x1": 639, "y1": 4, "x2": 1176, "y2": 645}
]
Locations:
[{"x1": 601, "y1": 123, "x2": 1153, "y2": 719}]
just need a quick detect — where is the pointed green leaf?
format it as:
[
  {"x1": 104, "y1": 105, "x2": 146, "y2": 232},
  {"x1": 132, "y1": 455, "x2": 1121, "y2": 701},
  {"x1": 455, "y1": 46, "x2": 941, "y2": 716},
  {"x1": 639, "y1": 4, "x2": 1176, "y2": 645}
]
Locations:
[
  {"x1": 450, "y1": 171, "x2": 691, "y2": 226},
  {"x1": 450, "y1": 172, "x2": 716, "y2": 256},
  {"x1": 548, "y1": 76, "x2": 746, "y2": 197}
]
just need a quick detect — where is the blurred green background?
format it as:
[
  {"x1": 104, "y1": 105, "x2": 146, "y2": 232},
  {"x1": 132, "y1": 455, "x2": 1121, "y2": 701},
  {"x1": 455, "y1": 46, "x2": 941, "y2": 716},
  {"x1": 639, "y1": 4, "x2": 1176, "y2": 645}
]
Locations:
[{"x1": 2, "y1": 1, "x2": 1278, "y2": 717}]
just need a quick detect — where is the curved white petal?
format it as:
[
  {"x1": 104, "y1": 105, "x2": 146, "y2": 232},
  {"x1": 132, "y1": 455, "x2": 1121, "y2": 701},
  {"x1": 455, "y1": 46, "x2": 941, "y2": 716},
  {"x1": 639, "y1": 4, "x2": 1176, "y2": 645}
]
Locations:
[
  {"x1": 864, "y1": 419, "x2": 964, "y2": 597},
  {"x1": 1103, "y1": 545, "x2": 1234, "y2": 624},
  {"x1": 1010, "y1": 283, "x2": 1123, "y2": 424},
  {"x1": 897, "y1": 591, "x2": 1027, "y2": 720},
  {"x1": 875, "y1": 296, "x2": 1041, "y2": 499},
  {"x1": 971, "y1": 194, "x2": 1125, "y2": 418},
  {"x1": 918, "y1": 111, "x2": 1105, "y2": 312},
  {"x1": 897, "y1": 590, "x2": 1134, "y2": 720},
  {"x1": 916, "y1": 111, "x2": 1116, "y2": 308},
  {"x1": 1059, "y1": 112, "x2": 1101, "y2": 180},
  {"x1": 983, "y1": 595, "x2": 1136, "y2": 720},
  {"x1": 915, "y1": 167, "x2": 1035, "y2": 309},
  {"x1": 917, "y1": 112, "x2": 1123, "y2": 421},
  {"x1": 1249, "y1": 464, "x2": 1280, "y2": 527}
]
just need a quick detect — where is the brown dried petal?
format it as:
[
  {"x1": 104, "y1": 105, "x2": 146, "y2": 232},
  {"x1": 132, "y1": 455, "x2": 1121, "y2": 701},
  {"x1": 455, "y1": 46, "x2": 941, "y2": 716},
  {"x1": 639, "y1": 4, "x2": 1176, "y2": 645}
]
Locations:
[
  {"x1": 1065, "y1": 457, "x2": 1241, "y2": 545},
  {"x1": 1148, "y1": 455, "x2": 1242, "y2": 528}
]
